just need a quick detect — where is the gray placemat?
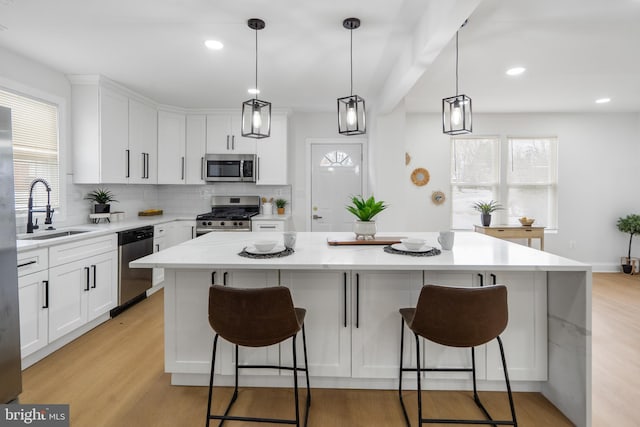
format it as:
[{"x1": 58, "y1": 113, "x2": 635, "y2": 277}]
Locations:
[
  {"x1": 384, "y1": 245, "x2": 441, "y2": 257},
  {"x1": 238, "y1": 247, "x2": 295, "y2": 259}
]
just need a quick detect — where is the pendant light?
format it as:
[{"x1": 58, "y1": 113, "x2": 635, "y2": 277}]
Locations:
[
  {"x1": 242, "y1": 18, "x2": 271, "y2": 139},
  {"x1": 338, "y1": 17, "x2": 366, "y2": 135},
  {"x1": 442, "y1": 20, "x2": 472, "y2": 135}
]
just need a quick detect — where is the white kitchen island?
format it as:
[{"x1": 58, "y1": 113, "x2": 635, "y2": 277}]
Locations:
[{"x1": 131, "y1": 231, "x2": 591, "y2": 427}]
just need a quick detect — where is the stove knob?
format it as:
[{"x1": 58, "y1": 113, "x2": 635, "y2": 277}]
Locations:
[
  {"x1": 201, "y1": 221, "x2": 207, "y2": 226},
  {"x1": 238, "y1": 221, "x2": 243, "y2": 227},
  {"x1": 233, "y1": 222, "x2": 238, "y2": 226},
  {"x1": 220, "y1": 222, "x2": 225, "y2": 226},
  {"x1": 208, "y1": 221, "x2": 213, "y2": 226}
]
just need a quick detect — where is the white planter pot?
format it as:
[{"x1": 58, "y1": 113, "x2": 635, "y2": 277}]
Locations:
[{"x1": 354, "y1": 220, "x2": 376, "y2": 240}]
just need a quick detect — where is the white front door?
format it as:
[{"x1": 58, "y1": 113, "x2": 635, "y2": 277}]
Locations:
[{"x1": 310, "y1": 141, "x2": 364, "y2": 232}]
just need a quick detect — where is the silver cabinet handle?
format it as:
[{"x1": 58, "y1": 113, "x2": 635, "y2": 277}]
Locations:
[
  {"x1": 226, "y1": 135, "x2": 229, "y2": 150},
  {"x1": 260, "y1": 225, "x2": 277, "y2": 229},
  {"x1": 181, "y1": 156, "x2": 185, "y2": 180},
  {"x1": 231, "y1": 135, "x2": 235, "y2": 150},
  {"x1": 200, "y1": 157, "x2": 204, "y2": 180}
]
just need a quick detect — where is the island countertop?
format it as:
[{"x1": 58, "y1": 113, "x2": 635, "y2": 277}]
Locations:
[{"x1": 130, "y1": 230, "x2": 590, "y2": 272}]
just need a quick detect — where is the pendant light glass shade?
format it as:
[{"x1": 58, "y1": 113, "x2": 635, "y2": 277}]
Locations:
[
  {"x1": 443, "y1": 23, "x2": 472, "y2": 135},
  {"x1": 338, "y1": 17, "x2": 366, "y2": 135},
  {"x1": 242, "y1": 18, "x2": 271, "y2": 139}
]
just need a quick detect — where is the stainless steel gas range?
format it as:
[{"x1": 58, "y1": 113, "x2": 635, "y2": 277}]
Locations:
[{"x1": 195, "y1": 196, "x2": 260, "y2": 236}]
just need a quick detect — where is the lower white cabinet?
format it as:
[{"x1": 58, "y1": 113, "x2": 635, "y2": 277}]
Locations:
[
  {"x1": 152, "y1": 221, "x2": 195, "y2": 288},
  {"x1": 252, "y1": 220, "x2": 285, "y2": 232},
  {"x1": 18, "y1": 269, "x2": 49, "y2": 358},
  {"x1": 351, "y1": 270, "x2": 423, "y2": 379},
  {"x1": 281, "y1": 270, "x2": 351, "y2": 377},
  {"x1": 48, "y1": 249, "x2": 117, "y2": 342}
]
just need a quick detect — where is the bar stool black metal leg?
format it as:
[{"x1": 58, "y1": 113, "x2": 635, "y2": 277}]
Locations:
[
  {"x1": 470, "y1": 346, "x2": 496, "y2": 426},
  {"x1": 398, "y1": 318, "x2": 411, "y2": 427},
  {"x1": 302, "y1": 324, "x2": 311, "y2": 427},
  {"x1": 292, "y1": 335, "x2": 300, "y2": 427},
  {"x1": 415, "y1": 333, "x2": 423, "y2": 426},
  {"x1": 206, "y1": 334, "x2": 219, "y2": 427},
  {"x1": 498, "y1": 336, "x2": 518, "y2": 427}
]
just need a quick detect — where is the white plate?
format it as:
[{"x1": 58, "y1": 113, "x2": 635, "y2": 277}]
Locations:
[
  {"x1": 245, "y1": 245, "x2": 286, "y2": 255},
  {"x1": 391, "y1": 243, "x2": 433, "y2": 253}
]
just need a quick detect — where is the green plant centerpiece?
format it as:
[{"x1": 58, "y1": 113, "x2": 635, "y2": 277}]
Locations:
[
  {"x1": 617, "y1": 214, "x2": 640, "y2": 274},
  {"x1": 472, "y1": 200, "x2": 503, "y2": 226},
  {"x1": 85, "y1": 188, "x2": 118, "y2": 214},
  {"x1": 275, "y1": 198, "x2": 288, "y2": 214},
  {"x1": 346, "y1": 195, "x2": 388, "y2": 240}
]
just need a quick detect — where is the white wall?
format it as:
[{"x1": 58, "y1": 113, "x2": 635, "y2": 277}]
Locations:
[{"x1": 373, "y1": 111, "x2": 640, "y2": 270}]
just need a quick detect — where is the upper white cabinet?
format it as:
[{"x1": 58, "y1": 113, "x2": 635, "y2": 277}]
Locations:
[
  {"x1": 128, "y1": 98, "x2": 158, "y2": 184},
  {"x1": 206, "y1": 113, "x2": 256, "y2": 154},
  {"x1": 256, "y1": 113, "x2": 288, "y2": 185},
  {"x1": 71, "y1": 79, "x2": 129, "y2": 184},
  {"x1": 185, "y1": 115, "x2": 207, "y2": 184},
  {"x1": 70, "y1": 76, "x2": 157, "y2": 184},
  {"x1": 157, "y1": 110, "x2": 186, "y2": 184}
]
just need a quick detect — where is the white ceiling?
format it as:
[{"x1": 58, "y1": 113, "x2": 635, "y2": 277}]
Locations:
[{"x1": 1, "y1": 0, "x2": 639, "y2": 114}]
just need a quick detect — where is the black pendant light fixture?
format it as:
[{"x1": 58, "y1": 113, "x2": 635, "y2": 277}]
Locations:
[
  {"x1": 337, "y1": 17, "x2": 366, "y2": 135},
  {"x1": 442, "y1": 20, "x2": 472, "y2": 135},
  {"x1": 242, "y1": 18, "x2": 271, "y2": 139}
]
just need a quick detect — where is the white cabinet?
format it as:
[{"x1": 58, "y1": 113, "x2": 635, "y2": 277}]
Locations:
[
  {"x1": 256, "y1": 113, "x2": 288, "y2": 185},
  {"x1": 128, "y1": 98, "x2": 158, "y2": 184},
  {"x1": 157, "y1": 110, "x2": 186, "y2": 184},
  {"x1": 17, "y1": 248, "x2": 49, "y2": 359},
  {"x1": 281, "y1": 270, "x2": 351, "y2": 377},
  {"x1": 152, "y1": 221, "x2": 195, "y2": 288},
  {"x1": 70, "y1": 76, "x2": 158, "y2": 184},
  {"x1": 71, "y1": 79, "x2": 129, "y2": 184},
  {"x1": 350, "y1": 270, "x2": 423, "y2": 379},
  {"x1": 206, "y1": 113, "x2": 256, "y2": 154},
  {"x1": 152, "y1": 224, "x2": 168, "y2": 286},
  {"x1": 48, "y1": 235, "x2": 118, "y2": 342},
  {"x1": 185, "y1": 115, "x2": 207, "y2": 184}
]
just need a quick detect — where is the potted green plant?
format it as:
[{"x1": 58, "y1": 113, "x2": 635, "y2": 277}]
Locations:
[
  {"x1": 472, "y1": 200, "x2": 503, "y2": 226},
  {"x1": 346, "y1": 195, "x2": 388, "y2": 239},
  {"x1": 275, "y1": 198, "x2": 288, "y2": 215},
  {"x1": 85, "y1": 188, "x2": 118, "y2": 213},
  {"x1": 617, "y1": 214, "x2": 640, "y2": 274}
]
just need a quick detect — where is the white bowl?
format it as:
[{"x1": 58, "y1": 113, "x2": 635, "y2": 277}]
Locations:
[
  {"x1": 400, "y1": 238, "x2": 426, "y2": 251},
  {"x1": 253, "y1": 240, "x2": 277, "y2": 252}
]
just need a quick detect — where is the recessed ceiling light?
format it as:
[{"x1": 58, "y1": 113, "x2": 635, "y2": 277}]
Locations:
[
  {"x1": 595, "y1": 98, "x2": 611, "y2": 104},
  {"x1": 248, "y1": 88, "x2": 260, "y2": 95},
  {"x1": 506, "y1": 67, "x2": 526, "y2": 76},
  {"x1": 204, "y1": 40, "x2": 224, "y2": 50}
]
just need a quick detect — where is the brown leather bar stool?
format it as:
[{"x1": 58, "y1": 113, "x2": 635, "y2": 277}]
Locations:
[
  {"x1": 206, "y1": 285, "x2": 311, "y2": 427},
  {"x1": 398, "y1": 284, "x2": 517, "y2": 426}
]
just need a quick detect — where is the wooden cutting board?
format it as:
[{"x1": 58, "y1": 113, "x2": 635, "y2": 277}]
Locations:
[{"x1": 327, "y1": 236, "x2": 407, "y2": 246}]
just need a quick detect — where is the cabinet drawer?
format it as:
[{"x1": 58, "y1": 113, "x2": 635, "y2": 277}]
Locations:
[
  {"x1": 154, "y1": 223, "x2": 168, "y2": 238},
  {"x1": 49, "y1": 234, "x2": 117, "y2": 267},
  {"x1": 17, "y1": 248, "x2": 48, "y2": 277},
  {"x1": 252, "y1": 221, "x2": 284, "y2": 232}
]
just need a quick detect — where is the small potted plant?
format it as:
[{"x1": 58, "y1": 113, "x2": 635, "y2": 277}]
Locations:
[
  {"x1": 346, "y1": 195, "x2": 388, "y2": 240},
  {"x1": 275, "y1": 198, "x2": 288, "y2": 215},
  {"x1": 85, "y1": 188, "x2": 118, "y2": 213},
  {"x1": 617, "y1": 214, "x2": 640, "y2": 274},
  {"x1": 472, "y1": 200, "x2": 503, "y2": 226}
]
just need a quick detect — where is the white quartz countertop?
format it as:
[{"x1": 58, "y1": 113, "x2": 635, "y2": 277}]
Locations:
[
  {"x1": 130, "y1": 231, "x2": 590, "y2": 272},
  {"x1": 16, "y1": 215, "x2": 194, "y2": 252}
]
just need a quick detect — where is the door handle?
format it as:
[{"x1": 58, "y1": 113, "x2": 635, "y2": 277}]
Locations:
[
  {"x1": 84, "y1": 267, "x2": 90, "y2": 291},
  {"x1": 200, "y1": 157, "x2": 204, "y2": 180},
  {"x1": 226, "y1": 135, "x2": 230, "y2": 150},
  {"x1": 355, "y1": 273, "x2": 360, "y2": 328},
  {"x1": 181, "y1": 156, "x2": 185, "y2": 180},
  {"x1": 478, "y1": 273, "x2": 484, "y2": 287},
  {"x1": 223, "y1": 272, "x2": 228, "y2": 286},
  {"x1": 142, "y1": 153, "x2": 146, "y2": 179},
  {"x1": 312, "y1": 214, "x2": 323, "y2": 220},
  {"x1": 18, "y1": 260, "x2": 37, "y2": 268},
  {"x1": 42, "y1": 280, "x2": 49, "y2": 309},
  {"x1": 490, "y1": 273, "x2": 497, "y2": 285},
  {"x1": 126, "y1": 149, "x2": 130, "y2": 178},
  {"x1": 257, "y1": 157, "x2": 260, "y2": 181},
  {"x1": 91, "y1": 264, "x2": 97, "y2": 288},
  {"x1": 343, "y1": 272, "x2": 347, "y2": 328},
  {"x1": 231, "y1": 135, "x2": 235, "y2": 150},
  {"x1": 211, "y1": 271, "x2": 216, "y2": 285}
]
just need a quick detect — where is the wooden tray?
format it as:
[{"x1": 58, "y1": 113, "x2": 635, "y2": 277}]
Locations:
[
  {"x1": 327, "y1": 236, "x2": 407, "y2": 246},
  {"x1": 138, "y1": 209, "x2": 163, "y2": 216}
]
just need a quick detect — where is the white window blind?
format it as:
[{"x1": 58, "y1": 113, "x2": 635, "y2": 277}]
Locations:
[
  {"x1": 450, "y1": 135, "x2": 558, "y2": 230},
  {"x1": 0, "y1": 89, "x2": 60, "y2": 213}
]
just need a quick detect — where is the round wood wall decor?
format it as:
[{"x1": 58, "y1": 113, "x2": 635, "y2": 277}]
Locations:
[
  {"x1": 431, "y1": 191, "x2": 446, "y2": 205},
  {"x1": 411, "y1": 168, "x2": 430, "y2": 186}
]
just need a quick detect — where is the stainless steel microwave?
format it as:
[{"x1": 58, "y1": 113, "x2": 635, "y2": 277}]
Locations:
[{"x1": 204, "y1": 154, "x2": 256, "y2": 182}]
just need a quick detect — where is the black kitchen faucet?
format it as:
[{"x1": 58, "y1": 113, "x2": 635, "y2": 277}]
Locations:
[{"x1": 26, "y1": 178, "x2": 54, "y2": 233}]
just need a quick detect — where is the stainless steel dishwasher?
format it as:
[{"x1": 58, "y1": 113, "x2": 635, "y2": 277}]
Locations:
[{"x1": 112, "y1": 226, "x2": 154, "y2": 316}]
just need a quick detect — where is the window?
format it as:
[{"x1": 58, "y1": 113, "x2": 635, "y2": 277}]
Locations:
[
  {"x1": 451, "y1": 136, "x2": 558, "y2": 230},
  {"x1": 0, "y1": 88, "x2": 60, "y2": 213}
]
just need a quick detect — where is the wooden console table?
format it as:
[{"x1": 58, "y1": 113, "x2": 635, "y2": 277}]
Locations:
[{"x1": 474, "y1": 225, "x2": 545, "y2": 251}]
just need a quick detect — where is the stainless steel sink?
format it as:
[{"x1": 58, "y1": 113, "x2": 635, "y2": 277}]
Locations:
[{"x1": 18, "y1": 230, "x2": 90, "y2": 240}]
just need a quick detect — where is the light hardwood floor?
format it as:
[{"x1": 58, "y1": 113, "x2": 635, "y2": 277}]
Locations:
[{"x1": 20, "y1": 273, "x2": 633, "y2": 426}]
